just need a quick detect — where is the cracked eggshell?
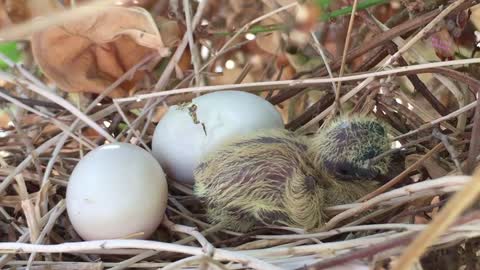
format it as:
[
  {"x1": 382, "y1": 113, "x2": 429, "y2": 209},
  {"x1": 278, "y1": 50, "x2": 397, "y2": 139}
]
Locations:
[
  {"x1": 66, "y1": 143, "x2": 168, "y2": 240},
  {"x1": 152, "y1": 90, "x2": 284, "y2": 184}
]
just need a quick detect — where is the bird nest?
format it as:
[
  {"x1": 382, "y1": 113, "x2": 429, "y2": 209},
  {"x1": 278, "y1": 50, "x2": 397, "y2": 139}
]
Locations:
[{"x1": 1, "y1": 0, "x2": 480, "y2": 270}]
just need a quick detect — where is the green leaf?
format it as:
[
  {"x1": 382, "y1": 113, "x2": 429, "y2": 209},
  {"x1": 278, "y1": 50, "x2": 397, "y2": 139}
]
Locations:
[
  {"x1": 249, "y1": 24, "x2": 286, "y2": 34},
  {"x1": 154, "y1": 55, "x2": 171, "y2": 76},
  {"x1": 212, "y1": 0, "x2": 390, "y2": 36},
  {"x1": 118, "y1": 123, "x2": 129, "y2": 132},
  {"x1": 322, "y1": 0, "x2": 390, "y2": 21},
  {"x1": 0, "y1": 42, "x2": 22, "y2": 70},
  {"x1": 314, "y1": 0, "x2": 331, "y2": 9},
  {"x1": 130, "y1": 109, "x2": 142, "y2": 116}
]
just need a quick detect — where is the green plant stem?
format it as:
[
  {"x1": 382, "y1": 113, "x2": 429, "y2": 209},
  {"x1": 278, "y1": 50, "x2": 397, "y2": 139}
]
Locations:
[
  {"x1": 323, "y1": 0, "x2": 389, "y2": 21},
  {"x1": 0, "y1": 42, "x2": 21, "y2": 70},
  {"x1": 212, "y1": 0, "x2": 391, "y2": 36},
  {"x1": 212, "y1": 24, "x2": 288, "y2": 36}
]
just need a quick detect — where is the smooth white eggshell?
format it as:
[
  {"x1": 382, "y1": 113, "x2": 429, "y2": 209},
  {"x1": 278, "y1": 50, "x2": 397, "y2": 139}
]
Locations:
[
  {"x1": 66, "y1": 143, "x2": 168, "y2": 240},
  {"x1": 152, "y1": 90, "x2": 284, "y2": 184}
]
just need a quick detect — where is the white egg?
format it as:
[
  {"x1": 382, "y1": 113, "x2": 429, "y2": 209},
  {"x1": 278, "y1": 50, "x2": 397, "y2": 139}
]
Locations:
[
  {"x1": 152, "y1": 90, "x2": 284, "y2": 184},
  {"x1": 66, "y1": 143, "x2": 168, "y2": 240}
]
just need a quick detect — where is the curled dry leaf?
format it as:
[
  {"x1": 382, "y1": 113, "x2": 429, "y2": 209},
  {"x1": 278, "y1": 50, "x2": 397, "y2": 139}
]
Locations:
[
  {"x1": 429, "y1": 28, "x2": 456, "y2": 61},
  {"x1": 294, "y1": 3, "x2": 322, "y2": 32},
  {"x1": 209, "y1": 67, "x2": 255, "y2": 85},
  {"x1": 405, "y1": 154, "x2": 448, "y2": 179},
  {"x1": 65, "y1": 0, "x2": 158, "y2": 9},
  {"x1": 227, "y1": 0, "x2": 264, "y2": 29},
  {"x1": 0, "y1": 0, "x2": 62, "y2": 28},
  {"x1": 471, "y1": 4, "x2": 480, "y2": 30},
  {"x1": 0, "y1": 109, "x2": 10, "y2": 128},
  {"x1": 254, "y1": 17, "x2": 285, "y2": 56},
  {"x1": 256, "y1": 31, "x2": 283, "y2": 56},
  {"x1": 30, "y1": 7, "x2": 177, "y2": 98},
  {"x1": 3, "y1": 0, "x2": 30, "y2": 23}
]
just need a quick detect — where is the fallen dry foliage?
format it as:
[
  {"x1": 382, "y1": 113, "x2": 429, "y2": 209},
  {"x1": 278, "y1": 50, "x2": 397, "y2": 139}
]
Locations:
[
  {"x1": 30, "y1": 6, "x2": 177, "y2": 97},
  {"x1": 0, "y1": 0, "x2": 62, "y2": 27},
  {"x1": 0, "y1": 0, "x2": 480, "y2": 270}
]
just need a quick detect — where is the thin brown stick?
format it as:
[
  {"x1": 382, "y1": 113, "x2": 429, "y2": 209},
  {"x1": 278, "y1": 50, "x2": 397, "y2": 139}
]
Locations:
[
  {"x1": 26, "y1": 200, "x2": 66, "y2": 269},
  {"x1": 393, "y1": 100, "x2": 478, "y2": 141},
  {"x1": 0, "y1": 0, "x2": 116, "y2": 40},
  {"x1": 392, "y1": 168, "x2": 480, "y2": 270},
  {"x1": 183, "y1": 0, "x2": 202, "y2": 86},
  {"x1": 154, "y1": 0, "x2": 207, "y2": 91},
  {"x1": 285, "y1": 94, "x2": 335, "y2": 130},
  {"x1": 335, "y1": 0, "x2": 359, "y2": 115},
  {"x1": 360, "y1": 143, "x2": 444, "y2": 201},
  {"x1": 0, "y1": 54, "x2": 116, "y2": 142},
  {"x1": 432, "y1": 129, "x2": 463, "y2": 173},
  {"x1": 310, "y1": 32, "x2": 336, "y2": 94},
  {"x1": 303, "y1": 234, "x2": 414, "y2": 270},
  {"x1": 323, "y1": 176, "x2": 470, "y2": 231},
  {"x1": 396, "y1": 55, "x2": 449, "y2": 116},
  {"x1": 0, "y1": 240, "x2": 282, "y2": 270},
  {"x1": 0, "y1": 88, "x2": 63, "y2": 109},
  {"x1": 0, "y1": 200, "x2": 65, "y2": 268},
  {"x1": 269, "y1": 0, "x2": 476, "y2": 105},
  {"x1": 465, "y1": 97, "x2": 480, "y2": 174},
  {"x1": 117, "y1": 58, "x2": 480, "y2": 103},
  {"x1": 384, "y1": 0, "x2": 468, "y2": 66},
  {"x1": 268, "y1": 7, "x2": 443, "y2": 105},
  {"x1": 234, "y1": 62, "x2": 253, "y2": 84}
]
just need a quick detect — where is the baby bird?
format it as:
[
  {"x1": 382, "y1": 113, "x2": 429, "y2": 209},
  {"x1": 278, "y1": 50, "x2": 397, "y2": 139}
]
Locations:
[{"x1": 193, "y1": 116, "x2": 391, "y2": 232}]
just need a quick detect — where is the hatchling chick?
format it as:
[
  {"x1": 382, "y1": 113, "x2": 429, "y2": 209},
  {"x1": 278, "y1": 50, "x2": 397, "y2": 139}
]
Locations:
[{"x1": 193, "y1": 116, "x2": 391, "y2": 232}]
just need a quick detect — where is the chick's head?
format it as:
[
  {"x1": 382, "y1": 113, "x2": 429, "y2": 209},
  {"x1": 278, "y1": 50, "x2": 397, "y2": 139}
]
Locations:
[{"x1": 310, "y1": 116, "x2": 391, "y2": 181}]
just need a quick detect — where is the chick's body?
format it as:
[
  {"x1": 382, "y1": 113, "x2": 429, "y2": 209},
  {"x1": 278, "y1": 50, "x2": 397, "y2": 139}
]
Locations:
[{"x1": 194, "y1": 129, "x2": 379, "y2": 232}]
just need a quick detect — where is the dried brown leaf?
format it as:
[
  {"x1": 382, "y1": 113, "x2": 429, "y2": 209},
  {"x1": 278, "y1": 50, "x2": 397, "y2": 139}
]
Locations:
[
  {"x1": 152, "y1": 105, "x2": 168, "y2": 123},
  {"x1": 405, "y1": 154, "x2": 448, "y2": 179},
  {"x1": 0, "y1": 109, "x2": 10, "y2": 128},
  {"x1": 209, "y1": 67, "x2": 255, "y2": 85},
  {"x1": 30, "y1": 7, "x2": 176, "y2": 97},
  {"x1": 0, "y1": 1, "x2": 12, "y2": 28},
  {"x1": 256, "y1": 31, "x2": 283, "y2": 56},
  {"x1": 21, "y1": 199, "x2": 40, "y2": 242},
  {"x1": 82, "y1": 127, "x2": 101, "y2": 140},
  {"x1": 23, "y1": 0, "x2": 62, "y2": 19},
  {"x1": 226, "y1": 0, "x2": 264, "y2": 29},
  {"x1": 22, "y1": 263, "x2": 104, "y2": 270},
  {"x1": 470, "y1": 4, "x2": 480, "y2": 30},
  {"x1": 155, "y1": 15, "x2": 181, "y2": 48},
  {"x1": 429, "y1": 28, "x2": 456, "y2": 61},
  {"x1": 255, "y1": 17, "x2": 283, "y2": 56},
  {"x1": 0, "y1": 0, "x2": 61, "y2": 26}
]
